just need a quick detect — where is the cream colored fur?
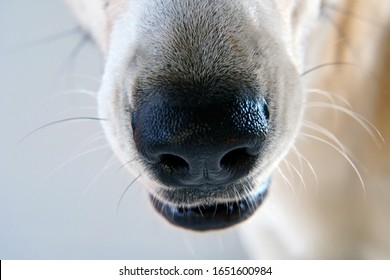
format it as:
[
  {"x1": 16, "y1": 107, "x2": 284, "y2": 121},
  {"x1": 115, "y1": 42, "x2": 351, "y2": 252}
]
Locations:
[{"x1": 66, "y1": 0, "x2": 390, "y2": 258}]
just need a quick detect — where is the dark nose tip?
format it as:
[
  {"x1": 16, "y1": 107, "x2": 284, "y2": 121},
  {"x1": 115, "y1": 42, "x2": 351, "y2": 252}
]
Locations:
[{"x1": 132, "y1": 97, "x2": 269, "y2": 187}]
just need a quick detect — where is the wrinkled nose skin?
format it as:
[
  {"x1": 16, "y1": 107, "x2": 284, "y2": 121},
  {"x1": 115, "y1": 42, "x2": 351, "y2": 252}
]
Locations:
[{"x1": 131, "y1": 96, "x2": 270, "y2": 230}]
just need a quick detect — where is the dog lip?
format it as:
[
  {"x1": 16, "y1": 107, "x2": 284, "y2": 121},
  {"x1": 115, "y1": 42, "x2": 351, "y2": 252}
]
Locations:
[{"x1": 150, "y1": 176, "x2": 270, "y2": 231}]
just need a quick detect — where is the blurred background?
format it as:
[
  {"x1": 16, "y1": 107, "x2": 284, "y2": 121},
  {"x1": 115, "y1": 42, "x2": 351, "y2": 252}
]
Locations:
[{"x1": 0, "y1": 0, "x2": 248, "y2": 259}]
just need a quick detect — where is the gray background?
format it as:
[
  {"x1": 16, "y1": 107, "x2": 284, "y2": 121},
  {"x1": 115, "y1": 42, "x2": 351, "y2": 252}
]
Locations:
[{"x1": 0, "y1": 0, "x2": 248, "y2": 259}]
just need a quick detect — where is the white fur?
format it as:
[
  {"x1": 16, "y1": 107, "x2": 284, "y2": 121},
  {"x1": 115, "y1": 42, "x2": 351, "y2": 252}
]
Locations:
[{"x1": 66, "y1": 0, "x2": 390, "y2": 258}]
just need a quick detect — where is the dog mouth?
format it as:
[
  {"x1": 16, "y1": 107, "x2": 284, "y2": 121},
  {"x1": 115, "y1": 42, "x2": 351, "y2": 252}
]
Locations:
[{"x1": 150, "y1": 176, "x2": 270, "y2": 231}]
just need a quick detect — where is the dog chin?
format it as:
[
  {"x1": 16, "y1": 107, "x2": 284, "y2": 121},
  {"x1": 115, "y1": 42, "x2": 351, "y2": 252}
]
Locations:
[{"x1": 149, "y1": 176, "x2": 270, "y2": 231}]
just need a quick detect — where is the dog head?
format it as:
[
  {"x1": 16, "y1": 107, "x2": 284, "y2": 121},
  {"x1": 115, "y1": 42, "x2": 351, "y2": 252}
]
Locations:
[{"x1": 96, "y1": 0, "x2": 321, "y2": 230}]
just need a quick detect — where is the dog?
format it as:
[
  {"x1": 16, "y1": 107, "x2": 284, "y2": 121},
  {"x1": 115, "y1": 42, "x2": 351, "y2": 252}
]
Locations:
[{"x1": 66, "y1": 0, "x2": 390, "y2": 258}]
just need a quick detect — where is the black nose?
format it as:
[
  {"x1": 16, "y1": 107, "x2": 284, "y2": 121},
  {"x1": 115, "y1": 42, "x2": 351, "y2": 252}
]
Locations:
[{"x1": 132, "y1": 97, "x2": 269, "y2": 187}]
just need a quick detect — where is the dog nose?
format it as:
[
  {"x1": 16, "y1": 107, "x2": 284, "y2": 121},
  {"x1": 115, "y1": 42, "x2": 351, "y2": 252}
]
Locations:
[{"x1": 132, "y1": 97, "x2": 269, "y2": 187}]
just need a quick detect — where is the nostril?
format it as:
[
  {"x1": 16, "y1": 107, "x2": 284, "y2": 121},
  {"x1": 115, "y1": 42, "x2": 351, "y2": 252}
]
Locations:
[
  {"x1": 159, "y1": 154, "x2": 190, "y2": 172},
  {"x1": 131, "y1": 111, "x2": 137, "y2": 131},
  {"x1": 263, "y1": 99, "x2": 270, "y2": 120},
  {"x1": 220, "y1": 147, "x2": 256, "y2": 171}
]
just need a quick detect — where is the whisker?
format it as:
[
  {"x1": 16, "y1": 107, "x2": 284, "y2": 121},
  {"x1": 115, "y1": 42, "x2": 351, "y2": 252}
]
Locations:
[
  {"x1": 282, "y1": 158, "x2": 295, "y2": 182},
  {"x1": 33, "y1": 89, "x2": 98, "y2": 114},
  {"x1": 245, "y1": 181, "x2": 259, "y2": 213},
  {"x1": 19, "y1": 117, "x2": 107, "y2": 144},
  {"x1": 292, "y1": 146, "x2": 319, "y2": 191},
  {"x1": 31, "y1": 144, "x2": 110, "y2": 192},
  {"x1": 291, "y1": 145, "x2": 305, "y2": 179},
  {"x1": 276, "y1": 166, "x2": 295, "y2": 193},
  {"x1": 0, "y1": 26, "x2": 82, "y2": 56},
  {"x1": 169, "y1": 201, "x2": 175, "y2": 221},
  {"x1": 78, "y1": 155, "x2": 118, "y2": 208},
  {"x1": 301, "y1": 62, "x2": 360, "y2": 76},
  {"x1": 300, "y1": 132, "x2": 366, "y2": 192},
  {"x1": 302, "y1": 121, "x2": 368, "y2": 174},
  {"x1": 283, "y1": 158, "x2": 307, "y2": 190},
  {"x1": 49, "y1": 89, "x2": 97, "y2": 99},
  {"x1": 306, "y1": 88, "x2": 353, "y2": 109},
  {"x1": 197, "y1": 205, "x2": 205, "y2": 218},
  {"x1": 212, "y1": 200, "x2": 219, "y2": 217},
  {"x1": 116, "y1": 174, "x2": 142, "y2": 215},
  {"x1": 116, "y1": 158, "x2": 138, "y2": 174},
  {"x1": 74, "y1": 132, "x2": 106, "y2": 152},
  {"x1": 233, "y1": 189, "x2": 242, "y2": 217},
  {"x1": 224, "y1": 192, "x2": 232, "y2": 215},
  {"x1": 304, "y1": 102, "x2": 384, "y2": 146},
  {"x1": 302, "y1": 121, "x2": 349, "y2": 154},
  {"x1": 238, "y1": 182, "x2": 250, "y2": 212}
]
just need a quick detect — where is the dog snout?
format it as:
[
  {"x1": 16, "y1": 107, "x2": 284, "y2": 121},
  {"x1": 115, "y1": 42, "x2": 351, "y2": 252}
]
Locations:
[{"x1": 132, "y1": 97, "x2": 269, "y2": 188}]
